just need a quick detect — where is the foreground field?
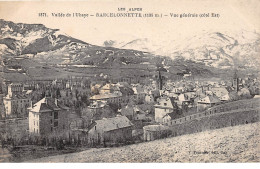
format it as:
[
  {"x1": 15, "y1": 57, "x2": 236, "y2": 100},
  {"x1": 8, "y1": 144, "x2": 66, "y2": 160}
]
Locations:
[{"x1": 29, "y1": 122, "x2": 260, "y2": 163}]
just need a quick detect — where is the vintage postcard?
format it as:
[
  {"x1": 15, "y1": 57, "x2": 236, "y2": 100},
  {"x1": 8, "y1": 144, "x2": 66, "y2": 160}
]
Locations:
[{"x1": 0, "y1": 0, "x2": 259, "y2": 163}]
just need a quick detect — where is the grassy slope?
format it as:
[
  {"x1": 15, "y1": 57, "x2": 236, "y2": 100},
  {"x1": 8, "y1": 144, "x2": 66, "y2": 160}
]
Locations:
[{"x1": 29, "y1": 122, "x2": 260, "y2": 163}]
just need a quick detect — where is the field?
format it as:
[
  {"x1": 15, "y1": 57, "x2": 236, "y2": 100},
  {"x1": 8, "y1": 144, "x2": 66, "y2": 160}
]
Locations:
[{"x1": 29, "y1": 122, "x2": 260, "y2": 163}]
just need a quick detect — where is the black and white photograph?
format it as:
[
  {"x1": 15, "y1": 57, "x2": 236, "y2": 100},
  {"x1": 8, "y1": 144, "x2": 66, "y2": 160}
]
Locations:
[{"x1": 0, "y1": 0, "x2": 259, "y2": 164}]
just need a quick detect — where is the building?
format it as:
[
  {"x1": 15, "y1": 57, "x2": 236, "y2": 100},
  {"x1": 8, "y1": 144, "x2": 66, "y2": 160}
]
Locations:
[
  {"x1": 110, "y1": 76, "x2": 140, "y2": 84},
  {"x1": 2, "y1": 83, "x2": 37, "y2": 118},
  {"x1": 197, "y1": 95, "x2": 221, "y2": 112},
  {"x1": 178, "y1": 93, "x2": 192, "y2": 105},
  {"x1": 171, "y1": 87, "x2": 185, "y2": 94},
  {"x1": 99, "y1": 83, "x2": 119, "y2": 94},
  {"x1": 82, "y1": 100, "x2": 115, "y2": 121},
  {"x1": 162, "y1": 112, "x2": 183, "y2": 124},
  {"x1": 89, "y1": 92, "x2": 124, "y2": 106},
  {"x1": 210, "y1": 87, "x2": 229, "y2": 100},
  {"x1": 143, "y1": 125, "x2": 170, "y2": 141},
  {"x1": 3, "y1": 83, "x2": 31, "y2": 118},
  {"x1": 121, "y1": 104, "x2": 146, "y2": 121},
  {"x1": 28, "y1": 97, "x2": 69, "y2": 136},
  {"x1": 7, "y1": 83, "x2": 24, "y2": 97},
  {"x1": 87, "y1": 100, "x2": 108, "y2": 110},
  {"x1": 132, "y1": 84, "x2": 146, "y2": 104},
  {"x1": 3, "y1": 94, "x2": 31, "y2": 118},
  {"x1": 154, "y1": 97, "x2": 177, "y2": 123},
  {"x1": 88, "y1": 115, "x2": 133, "y2": 144},
  {"x1": 90, "y1": 83, "x2": 134, "y2": 106}
]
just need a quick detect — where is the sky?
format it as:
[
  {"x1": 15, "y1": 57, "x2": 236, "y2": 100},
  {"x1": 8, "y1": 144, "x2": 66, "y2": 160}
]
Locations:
[{"x1": 0, "y1": 0, "x2": 259, "y2": 46}]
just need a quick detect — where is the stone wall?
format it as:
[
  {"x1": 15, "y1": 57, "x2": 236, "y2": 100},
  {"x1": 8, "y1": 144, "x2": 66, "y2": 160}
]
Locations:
[{"x1": 165, "y1": 98, "x2": 260, "y2": 137}]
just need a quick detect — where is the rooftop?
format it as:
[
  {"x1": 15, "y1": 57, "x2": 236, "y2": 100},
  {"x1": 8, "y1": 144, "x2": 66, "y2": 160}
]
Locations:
[
  {"x1": 90, "y1": 115, "x2": 133, "y2": 132},
  {"x1": 143, "y1": 125, "x2": 169, "y2": 131},
  {"x1": 90, "y1": 92, "x2": 122, "y2": 100},
  {"x1": 29, "y1": 97, "x2": 69, "y2": 113},
  {"x1": 197, "y1": 95, "x2": 221, "y2": 104}
]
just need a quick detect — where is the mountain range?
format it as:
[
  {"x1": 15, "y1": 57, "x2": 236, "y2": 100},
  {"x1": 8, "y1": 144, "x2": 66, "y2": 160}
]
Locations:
[
  {"x1": 0, "y1": 19, "x2": 259, "y2": 81},
  {"x1": 0, "y1": 19, "x2": 148, "y2": 67},
  {"x1": 103, "y1": 31, "x2": 260, "y2": 70}
]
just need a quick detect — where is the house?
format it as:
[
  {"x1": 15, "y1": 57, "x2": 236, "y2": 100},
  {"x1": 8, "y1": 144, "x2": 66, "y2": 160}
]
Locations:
[
  {"x1": 28, "y1": 97, "x2": 69, "y2": 137},
  {"x1": 195, "y1": 87, "x2": 207, "y2": 98},
  {"x1": 171, "y1": 87, "x2": 185, "y2": 94},
  {"x1": 99, "y1": 83, "x2": 119, "y2": 94},
  {"x1": 176, "y1": 93, "x2": 193, "y2": 110},
  {"x1": 88, "y1": 115, "x2": 133, "y2": 144},
  {"x1": 159, "y1": 90, "x2": 170, "y2": 97},
  {"x1": 178, "y1": 93, "x2": 192, "y2": 104},
  {"x1": 3, "y1": 94, "x2": 31, "y2": 117},
  {"x1": 3, "y1": 83, "x2": 31, "y2": 118},
  {"x1": 132, "y1": 84, "x2": 146, "y2": 104},
  {"x1": 89, "y1": 92, "x2": 123, "y2": 105},
  {"x1": 162, "y1": 112, "x2": 183, "y2": 124},
  {"x1": 121, "y1": 104, "x2": 146, "y2": 121},
  {"x1": 168, "y1": 92, "x2": 178, "y2": 99},
  {"x1": 210, "y1": 87, "x2": 229, "y2": 99},
  {"x1": 197, "y1": 95, "x2": 221, "y2": 112},
  {"x1": 7, "y1": 83, "x2": 24, "y2": 96},
  {"x1": 91, "y1": 83, "x2": 102, "y2": 94},
  {"x1": 87, "y1": 100, "x2": 108, "y2": 110},
  {"x1": 82, "y1": 100, "x2": 115, "y2": 122},
  {"x1": 144, "y1": 94, "x2": 155, "y2": 104},
  {"x1": 143, "y1": 125, "x2": 170, "y2": 141},
  {"x1": 154, "y1": 97, "x2": 177, "y2": 123},
  {"x1": 90, "y1": 83, "x2": 134, "y2": 106}
]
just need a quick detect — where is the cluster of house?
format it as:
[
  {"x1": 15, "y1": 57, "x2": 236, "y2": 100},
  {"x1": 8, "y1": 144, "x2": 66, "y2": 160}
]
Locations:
[
  {"x1": 153, "y1": 73, "x2": 241, "y2": 124},
  {"x1": 1, "y1": 71, "x2": 259, "y2": 145},
  {"x1": 91, "y1": 82, "x2": 160, "y2": 104}
]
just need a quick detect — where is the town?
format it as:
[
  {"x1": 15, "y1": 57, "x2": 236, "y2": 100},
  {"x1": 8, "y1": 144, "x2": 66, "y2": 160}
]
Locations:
[{"x1": 0, "y1": 66, "x2": 259, "y2": 161}]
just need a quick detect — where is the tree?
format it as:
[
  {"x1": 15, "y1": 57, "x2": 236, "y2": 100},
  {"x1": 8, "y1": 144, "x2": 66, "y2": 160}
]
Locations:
[
  {"x1": 56, "y1": 88, "x2": 61, "y2": 98},
  {"x1": 75, "y1": 89, "x2": 79, "y2": 100},
  {"x1": 81, "y1": 94, "x2": 90, "y2": 106},
  {"x1": 41, "y1": 91, "x2": 46, "y2": 99},
  {"x1": 238, "y1": 88, "x2": 252, "y2": 99},
  {"x1": 109, "y1": 103, "x2": 120, "y2": 112},
  {"x1": 229, "y1": 91, "x2": 240, "y2": 101}
]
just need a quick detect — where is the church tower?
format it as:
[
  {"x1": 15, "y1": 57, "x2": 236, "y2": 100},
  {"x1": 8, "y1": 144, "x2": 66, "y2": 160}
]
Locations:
[
  {"x1": 158, "y1": 70, "x2": 163, "y2": 90},
  {"x1": 232, "y1": 71, "x2": 239, "y2": 92}
]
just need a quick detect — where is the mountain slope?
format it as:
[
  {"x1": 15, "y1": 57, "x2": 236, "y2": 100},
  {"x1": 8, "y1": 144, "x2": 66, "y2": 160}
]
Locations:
[
  {"x1": 104, "y1": 31, "x2": 260, "y2": 70},
  {"x1": 0, "y1": 19, "x2": 148, "y2": 67}
]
